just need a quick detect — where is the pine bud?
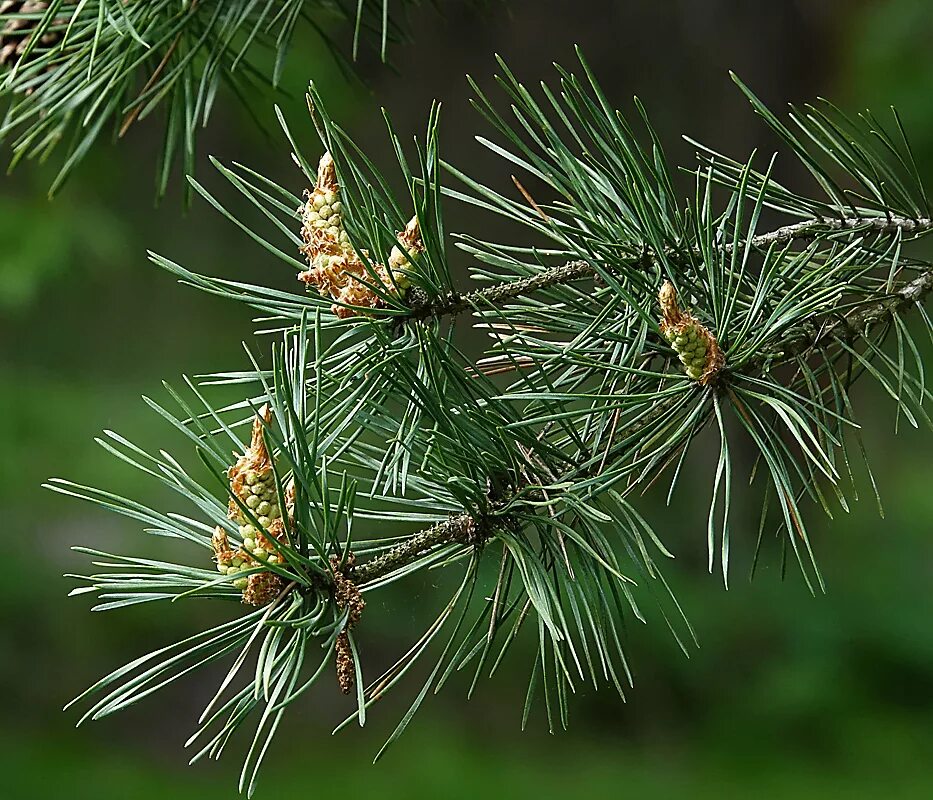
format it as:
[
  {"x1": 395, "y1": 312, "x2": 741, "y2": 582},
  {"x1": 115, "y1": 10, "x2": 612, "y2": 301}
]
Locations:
[
  {"x1": 386, "y1": 216, "x2": 425, "y2": 291},
  {"x1": 658, "y1": 281, "x2": 725, "y2": 385}
]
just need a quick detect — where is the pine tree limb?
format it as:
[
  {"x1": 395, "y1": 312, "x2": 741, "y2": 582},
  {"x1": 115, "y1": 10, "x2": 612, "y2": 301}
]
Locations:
[
  {"x1": 721, "y1": 214, "x2": 933, "y2": 253},
  {"x1": 351, "y1": 514, "x2": 478, "y2": 583},
  {"x1": 761, "y1": 266, "x2": 933, "y2": 363},
  {"x1": 405, "y1": 215, "x2": 933, "y2": 321},
  {"x1": 354, "y1": 264, "x2": 933, "y2": 583},
  {"x1": 59, "y1": 56, "x2": 933, "y2": 785},
  {"x1": 407, "y1": 260, "x2": 595, "y2": 319}
]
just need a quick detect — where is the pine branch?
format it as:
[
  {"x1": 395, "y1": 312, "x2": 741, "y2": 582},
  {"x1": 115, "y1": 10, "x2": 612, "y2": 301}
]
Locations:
[
  {"x1": 352, "y1": 264, "x2": 933, "y2": 583},
  {"x1": 0, "y1": 1, "x2": 482, "y2": 198},
  {"x1": 727, "y1": 214, "x2": 933, "y2": 251},
  {"x1": 351, "y1": 514, "x2": 478, "y2": 583},
  {"x1": 406, "y1": 215, "x2": 933, "y2": 321},
  {"x1": 58, "y1": 52, "x2": 933, "y2": 793},
  {"x1": 407, "y1": 259, "x2": 596, "y2": 319},
  {"x1": 765, "y1": 265, "x2": 933, "y2": 362}
]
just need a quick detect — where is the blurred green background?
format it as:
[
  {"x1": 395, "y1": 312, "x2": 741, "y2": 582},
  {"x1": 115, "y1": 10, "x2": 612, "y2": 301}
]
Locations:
[{"x1": 3, "y1": 2, "x2": 933, "y2": 798}]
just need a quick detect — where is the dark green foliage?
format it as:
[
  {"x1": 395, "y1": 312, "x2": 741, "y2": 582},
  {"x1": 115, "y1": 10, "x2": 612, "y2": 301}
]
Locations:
[{"x1": 0, "y1": 0, "x2": 458, "y2": 199}]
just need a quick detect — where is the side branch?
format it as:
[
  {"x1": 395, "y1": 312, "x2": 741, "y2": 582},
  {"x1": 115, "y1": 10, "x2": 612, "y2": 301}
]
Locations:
[
  {"x1": 351, "y1": 514, "x2": 477, "y2": 583},
  {"x1": 765, "y1": 268, "x2": 933, "y2": 363},
  {"x1": 407, "y1": 260, "x2": 595, "y2": 319},
  {"x1": 406, "y1": 215, "x2": 933, "y2": 321},
  {"x1": 354, "y1": 265, "x2": 933, "y2": 582},
  {"x1": 729, "y1": 215, "x2": 933, "y2": 253}
]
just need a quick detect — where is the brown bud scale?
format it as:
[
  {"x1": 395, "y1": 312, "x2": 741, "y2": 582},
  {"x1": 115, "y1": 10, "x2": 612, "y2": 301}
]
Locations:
[{"x1": 331, "y1": 554, "x2": 365, "y2": 694}]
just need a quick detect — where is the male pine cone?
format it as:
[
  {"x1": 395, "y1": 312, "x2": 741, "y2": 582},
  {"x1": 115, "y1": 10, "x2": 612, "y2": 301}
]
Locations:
[
  {"x1": 298, "y1": 152, "x2": 424, "y2": 317},
  {"x1": 211, "y1": 405, "x2": 291, "y2": 606}
]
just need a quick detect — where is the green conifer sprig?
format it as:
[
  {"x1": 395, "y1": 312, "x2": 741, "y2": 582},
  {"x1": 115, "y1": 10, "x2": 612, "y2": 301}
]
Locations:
[
  {"x1": 0, "y1": 0, "x2": 465, "y2": 198},
  {"x1": 53, "y1": 51, "x2": 933, "y2": 796}
]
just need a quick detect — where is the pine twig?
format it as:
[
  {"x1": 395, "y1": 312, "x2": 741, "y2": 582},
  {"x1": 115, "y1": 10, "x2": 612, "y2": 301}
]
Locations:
[
  {"x1": 352, "y1": 265, "x2": 933, "y2": 584},
  {"x1": 407, "y1": 260, "x2": 595, "y2": 319},
  {"x1": 405, "y1": 215, "x2": 933, "y2": 321},
  {"x1": 351, "y1": 514, "x2": 478, "y2": 583}
]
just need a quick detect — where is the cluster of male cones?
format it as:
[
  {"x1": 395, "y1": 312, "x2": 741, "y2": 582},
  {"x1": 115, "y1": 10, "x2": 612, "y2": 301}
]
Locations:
[
  {"x1": 298, "y1": 152, "x2": 424, "y2": 317},
  {"x1": 210, "y1": 406, "x2": 367, "y2": 692},
  {"x1": 211, "y1": 406, "x2": 292, "y2": 607},
  {"x1": 211, "y1": 406, "x2": 366, "y2": 690}
]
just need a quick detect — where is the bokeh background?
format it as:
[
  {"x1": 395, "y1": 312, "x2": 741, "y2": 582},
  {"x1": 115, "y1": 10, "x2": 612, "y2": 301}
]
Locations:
[{"x1": 3, "y1": 1, "x2": 933, "y2": 798}]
